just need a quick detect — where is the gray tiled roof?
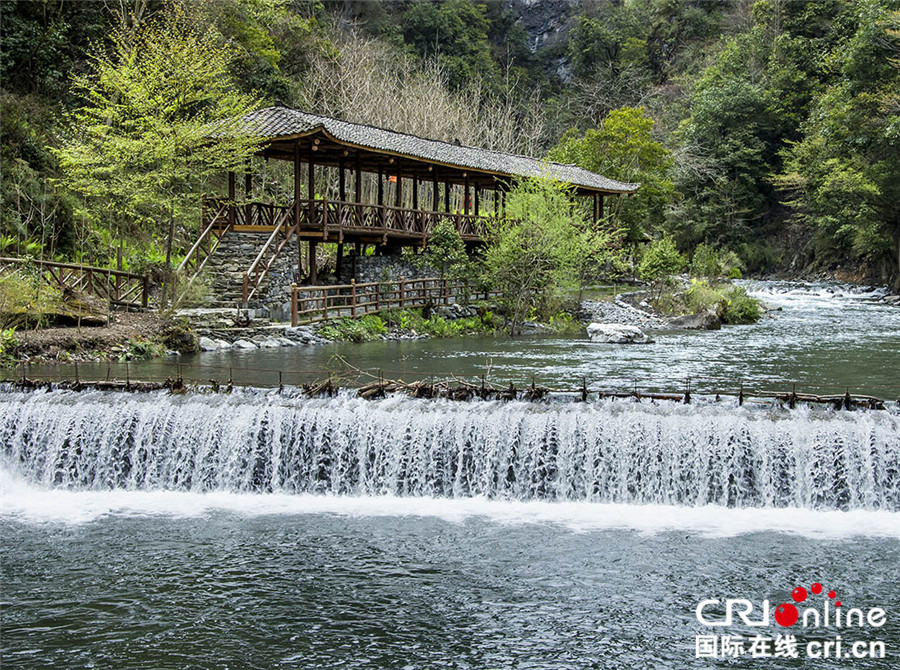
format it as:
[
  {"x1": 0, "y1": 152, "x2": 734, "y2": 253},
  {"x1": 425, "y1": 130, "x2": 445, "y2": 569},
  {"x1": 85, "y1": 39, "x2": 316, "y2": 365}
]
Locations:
[{"x1": 237, "y1": 106, "x2": 640, "y2": 194}]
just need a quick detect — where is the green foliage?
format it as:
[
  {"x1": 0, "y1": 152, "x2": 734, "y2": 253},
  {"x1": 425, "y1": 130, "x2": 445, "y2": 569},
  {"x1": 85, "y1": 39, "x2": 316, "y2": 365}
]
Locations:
[
  {"x1": 777, "y1": 3, "x2": 900, "y2": 287},
  {"x1": 637, "y1": 236, "x2": 685, "y2": 284},
  {"x1": 401, "y1": 0, "x2": 498, "y2": 90},
  {"x1": 121, "y1": 338, "x2": 164, "y2": 361},
  {"x1": 319, "y1": 314, "x2": 387, "y2": 343},
  {"x1": 548, "y1": 107, "x2": 674, "y2": 243},
  {"x1": 0, "y1": 271, "x2": 65, "y2": 329},
  {"x1": 657, "y1": 279, "x2": 762, "y2": 325},
  {"x1": 418, "y1": 221, "x2": 469, "y2": 281},
  {"x1": 381, "y1": 309, "x2": 496, "y2": 338},
  {"x1": 690, "y1": 243, "x2": 743, "y2": 280},
  {"x1": 53, "y1": 5, "x2": 263, "y2": 276},
  {"x1": 483, "y1": 177, "x2": 609, "y2": 334},
  {"x1": 0, "y1": 328, "x2": 19, "y2": 367},
  {"x1": 319, "y1": 308, "x2": 497, "y2": 342},
  {"x1": 720, "y1": 285, "x2": 763, "y2": 325}
]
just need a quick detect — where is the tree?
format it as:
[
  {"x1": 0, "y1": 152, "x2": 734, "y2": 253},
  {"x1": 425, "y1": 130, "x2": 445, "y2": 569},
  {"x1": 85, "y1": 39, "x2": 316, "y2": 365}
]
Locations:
[
  {"x1": 420, "y1": 220, "x2": 468, "y2": 282},
  {"x1": 777, "y1": 3, "x2": 900, "y2": 288},
  {"x1": 637, "y1": 235, "x2": 685, "y2": 300},
  {"x1": 548, "y1": 106, "x2": 674, "y2": 244},
  {"x1": 53, "y1": 5, "x2": 261, "y2": 281},
  {"x1": 483, "y1": 177, "x2": 615, "y2": 334}
]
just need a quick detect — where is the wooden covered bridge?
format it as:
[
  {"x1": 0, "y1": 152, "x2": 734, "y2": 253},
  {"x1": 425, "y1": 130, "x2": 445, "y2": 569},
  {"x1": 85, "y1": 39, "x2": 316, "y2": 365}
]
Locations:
[{"x1": 181, "y1": 106, "x2": 639, "y2": 306}]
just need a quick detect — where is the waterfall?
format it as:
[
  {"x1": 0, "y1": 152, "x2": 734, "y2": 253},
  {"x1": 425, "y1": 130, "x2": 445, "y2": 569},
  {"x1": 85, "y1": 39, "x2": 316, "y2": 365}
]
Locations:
[{"x1": 1, "y1": 389, "x2": 897, "y2": 511}]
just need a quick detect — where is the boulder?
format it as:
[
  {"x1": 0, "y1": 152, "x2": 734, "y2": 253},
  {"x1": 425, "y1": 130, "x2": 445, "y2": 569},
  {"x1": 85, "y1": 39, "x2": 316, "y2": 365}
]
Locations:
[
  {"x1": 586, "y1": 323, "x2": 654, "y2": 344},
  {"x1": 232, "y1": 339, "x2": 258, "y2": 349},
  {"x1": 259, "y1": 338, "x2": 282, "y2": 348},
  {"x1": 198, "y1": 336, "x2": 220, "y2": 351},
  {"x1": 668, "y1": 307, "x2": 722, "y2": 330},
  {"x1": 214, "y1": 339, "x2": 231, "y2": 349}
]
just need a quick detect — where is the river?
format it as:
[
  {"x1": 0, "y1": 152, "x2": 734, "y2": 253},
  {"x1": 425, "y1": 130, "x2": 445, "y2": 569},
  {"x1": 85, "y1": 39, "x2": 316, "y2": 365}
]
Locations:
[
  {"x1": 1, "y1": 281, "x2": 898, "y2": 668},
  {"x1": 14, "y1": 281, "x2": 900, "y2": 397}
]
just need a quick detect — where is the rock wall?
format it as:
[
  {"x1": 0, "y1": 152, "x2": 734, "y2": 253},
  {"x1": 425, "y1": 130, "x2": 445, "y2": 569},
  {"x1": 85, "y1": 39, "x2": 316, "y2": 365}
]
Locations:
[{"x1": 348, "y1": 254, "x2": 434, "y2": 285}]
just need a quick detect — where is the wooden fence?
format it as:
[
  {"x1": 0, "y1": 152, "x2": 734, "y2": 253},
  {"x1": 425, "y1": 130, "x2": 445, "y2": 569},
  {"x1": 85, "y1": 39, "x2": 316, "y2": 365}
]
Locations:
[
  {"x1": 291, "y1": 277, "x2": 500, "y2": 326},
  {"x1": 0, "y1": 257, "x2": 150, "y2": 308}
]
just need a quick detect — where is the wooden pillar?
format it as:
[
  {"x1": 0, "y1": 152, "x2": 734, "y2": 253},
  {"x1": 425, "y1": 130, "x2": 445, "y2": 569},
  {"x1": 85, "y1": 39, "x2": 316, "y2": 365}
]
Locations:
[
  {"x1": 598, "y1": 194, "x2": 605, "y2": 222},
  {"x1": 294, "y1": 142, "x2": 302, "y2": 276},
  {"x1": 308, "y1": 148, "x2": 315, "y2": 199},
  {"x1": 355, "y1": 154, "x2": 362, "y2": 203},
  {"x1": 228, "y1": 171, "x2": 236, "y2": 226},
  {"x1": 244, "y1": 159, "x2": 252, "y2": 225},
  {"x1": 309, "y1": 240, "x2": 317, "y2": 285},
  {"x1": 308, "y1": 147, "x2": 316, "y2": 233},
  {"x1": 412, "y1": 175, "x2": 418, "y2": 210},
  {"x1": 463, "y1": 174, "x2": 470, "y2": 215},
  {"x1": 432, "y1": 174, "x2": 439, "y2": 211},
  {"x1": 592, "y1": 194, "x2": 598, "y2": 226},
  {"x1": 473, "y1": 185, "x2": 479, "y2": 216},
  {"x1": 339, "y1": 155, "x2": 346, "y2": 202},
  {"x1": 377, "y1": 167, "x2": 384, "y2": 206},
  {"x1": 395, "y1": 171, "x2": 402, "y2": 207}
]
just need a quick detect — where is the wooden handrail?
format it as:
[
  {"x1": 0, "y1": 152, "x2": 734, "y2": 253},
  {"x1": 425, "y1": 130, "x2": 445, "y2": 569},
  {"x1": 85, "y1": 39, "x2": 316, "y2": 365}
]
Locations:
[
  {"x1": 0, "y1": 256, "x2": 150, "y2": 307},
  {"x1": 0, "y1": 256, "x2": 145, "y2": 280},
  {"x1": 176, "y1": 206, "x2": 228, "y2": 273},
  {"x1": 242, "y1": 203, "x2": 296, "y2": 303}
]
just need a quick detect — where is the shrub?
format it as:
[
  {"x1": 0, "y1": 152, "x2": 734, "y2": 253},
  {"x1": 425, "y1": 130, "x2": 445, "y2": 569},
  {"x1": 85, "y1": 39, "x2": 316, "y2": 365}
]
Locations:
[
  {"x1": 0, "y1": 328, "x2": 19, "y2": 366},
  {"x1": 690, "y1": 243, "x2": 744, "y2": 279},
  {"x1": 721, "y1": 286, "x2": 762, "y2": 324}
]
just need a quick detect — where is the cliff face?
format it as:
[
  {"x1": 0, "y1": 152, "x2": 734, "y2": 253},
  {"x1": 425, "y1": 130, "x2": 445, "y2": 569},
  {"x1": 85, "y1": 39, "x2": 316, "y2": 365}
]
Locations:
[
  {"x1": 505, "y1": 0, "x2": 579, "y2": 52},
  {"x1": 504, "y1": 0, "x2": 580, "y2": 79}
]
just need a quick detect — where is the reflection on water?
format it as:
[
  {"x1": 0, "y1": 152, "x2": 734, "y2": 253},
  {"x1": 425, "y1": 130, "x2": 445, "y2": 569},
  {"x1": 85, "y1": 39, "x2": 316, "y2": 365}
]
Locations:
[{"x1": 14, "y1": 281, "x2": 900, "y2": 396}]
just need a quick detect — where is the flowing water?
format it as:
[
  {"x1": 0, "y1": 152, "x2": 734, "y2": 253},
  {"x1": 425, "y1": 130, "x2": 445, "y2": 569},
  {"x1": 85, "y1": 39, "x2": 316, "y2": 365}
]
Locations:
[{"x1": 2, "y1": 281, "x2": 899, "y2": 668}]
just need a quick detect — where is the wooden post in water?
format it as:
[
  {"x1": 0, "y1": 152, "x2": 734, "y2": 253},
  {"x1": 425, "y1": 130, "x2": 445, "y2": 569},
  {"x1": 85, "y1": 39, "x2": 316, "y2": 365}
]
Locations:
[
  {"x1": 291, "y1": 284, "x2": 298, "y2": 327},
  {"x1": 399, "y1": 276, "x2": 405, "y2": 308}
]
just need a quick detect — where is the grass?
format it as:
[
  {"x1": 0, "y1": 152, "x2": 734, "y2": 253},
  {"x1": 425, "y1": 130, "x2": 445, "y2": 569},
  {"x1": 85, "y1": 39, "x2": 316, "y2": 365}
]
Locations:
[{"x1": 655, "y1": 279, "x2": 763, "y2": 324}]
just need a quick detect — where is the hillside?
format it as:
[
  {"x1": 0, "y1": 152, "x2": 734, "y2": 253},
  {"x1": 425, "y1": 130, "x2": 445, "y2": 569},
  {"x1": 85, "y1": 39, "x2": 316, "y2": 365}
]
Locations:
[{"x1": 1, "y1": 0, "x2": 897, "y2": 288}]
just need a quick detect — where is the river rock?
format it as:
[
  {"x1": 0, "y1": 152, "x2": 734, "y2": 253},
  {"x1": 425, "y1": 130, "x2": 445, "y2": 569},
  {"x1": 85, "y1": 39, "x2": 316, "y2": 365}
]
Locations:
[
  {"x1": 259, "y1": 338, "x2": 282, "y2": 348},
  {"x1": 214, "y1": 339, "x2": 231, "y2": 349},
  {"x1": 198, "y1": 336, "x2": 220, "y2": 351},
  {"x1": 232, "y1": 339, "x2": 258, "y2": 349},
  {"x1": 586, "y1": 323, "x2": 653, "y2": 344},
  {"x1": 668, "y1": 307, "x2": 722, "y2": 330}
]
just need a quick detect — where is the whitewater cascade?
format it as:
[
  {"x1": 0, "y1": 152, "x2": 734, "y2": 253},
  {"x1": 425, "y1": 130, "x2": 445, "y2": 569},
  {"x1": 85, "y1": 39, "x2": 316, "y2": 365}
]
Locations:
[{"x1": 1, "y1": 389, "x2": 898, "y2": 511}]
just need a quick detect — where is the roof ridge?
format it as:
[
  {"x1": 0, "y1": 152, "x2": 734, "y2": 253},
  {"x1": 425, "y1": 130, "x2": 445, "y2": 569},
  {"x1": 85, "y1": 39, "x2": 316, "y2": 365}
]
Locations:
[{"x1": 241, "y1": 106, "x2": 640, "y2": 192}]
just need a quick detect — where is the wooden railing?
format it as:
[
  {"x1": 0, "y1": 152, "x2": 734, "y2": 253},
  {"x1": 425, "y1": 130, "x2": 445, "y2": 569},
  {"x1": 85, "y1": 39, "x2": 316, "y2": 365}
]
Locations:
[
  {"x1": 242, "y1": 203, "x2": 297, "y2": 303},
  {"x1": 177, "y1": 198, "x2": 231, "y2": 276},
  {"x1": 210, "y1": 196, "x2": 504, "y2": 243},
  {"x1": 290, "y1": 277, "x2": 500, "y2": 326},
  {"x1": 305, "y1": 198, "x2": 496, "y2": 242},
  {"x1": 0, "y1": 257, "x2": 149, "y2": 308}
]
